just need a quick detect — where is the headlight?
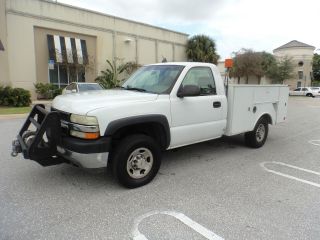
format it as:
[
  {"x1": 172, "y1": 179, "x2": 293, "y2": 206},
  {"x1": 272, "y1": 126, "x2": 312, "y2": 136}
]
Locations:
[
  {"x1": 69, "y1": 114, "x2": 100, "y2": 140},
  {"x1": 70, "y1": 114, "x2": 98, "y2": 125}
]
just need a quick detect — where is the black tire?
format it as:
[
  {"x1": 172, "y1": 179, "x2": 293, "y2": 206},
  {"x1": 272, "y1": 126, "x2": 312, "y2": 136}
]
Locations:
[
  {"x1": 306, "y1": 93, "x2": 313, "y2": 97},
  {"x1": 22, "y1": 130, "x2": 36, "y2": 147},
  {"x1": 245, "y1": 117, "x2": 269, "y2": 148},
  {"x1": 111, "y1": 134, "x2": 161, "y2": 188}
]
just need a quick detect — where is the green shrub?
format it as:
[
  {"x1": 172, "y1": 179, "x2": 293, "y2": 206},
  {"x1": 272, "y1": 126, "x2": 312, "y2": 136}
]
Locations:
[
  {"x1": 52, "y1": 87, "x2": 63, "y2": 98},
  {"x1": 0, "y1": 86, "x2": 31, "y2": 107},
  {"x1": 34, "y1": 83, "x2": 62, "y2": 99}
]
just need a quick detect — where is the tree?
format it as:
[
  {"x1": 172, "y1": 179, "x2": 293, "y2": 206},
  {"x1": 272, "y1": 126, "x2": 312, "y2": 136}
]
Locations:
[
  {"x1": 230, "y1": 49, "x2": 264, "y2": 84},
  {"x1": 186, "y1": 35, "x2": 220, "y2": 64},
  {"x1": 312, "y1": 53, "x2": 320, "y2": 82},
  {"x1": 230, "y1": 49, "x2": 294, "y2": 84},
  {"x1": 261, "y1": 52, "x2": 278, "y2": 78},
  {"x1": 268, "y1": 56, "x2": 294, "y2": 84}
]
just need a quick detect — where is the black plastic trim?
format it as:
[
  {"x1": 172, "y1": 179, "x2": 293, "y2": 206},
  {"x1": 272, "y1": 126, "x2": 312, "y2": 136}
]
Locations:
[
  {"x1": 105, "y1": 115, "x2": 171, "y2": 148},
  {"x1": 61, "y1": 136, "x2": 111, "y2": 154}
]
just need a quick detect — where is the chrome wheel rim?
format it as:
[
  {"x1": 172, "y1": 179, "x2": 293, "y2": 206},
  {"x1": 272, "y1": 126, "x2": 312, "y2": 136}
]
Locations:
[
  {"x1": 256, "y1": 124, "x2": 265, "y2": 142},
  {"x1": 126, "y1": 148, "x2": 153, "y2": 179}
]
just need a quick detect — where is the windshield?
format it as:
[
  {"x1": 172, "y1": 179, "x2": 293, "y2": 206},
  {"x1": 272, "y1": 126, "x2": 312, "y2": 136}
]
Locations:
[
  {"x1": 78, "y1": 84, "x2": 103, "y2": 91},
  {"x1": 122, "y1": 65, "x2": 185, "y2": 94}
]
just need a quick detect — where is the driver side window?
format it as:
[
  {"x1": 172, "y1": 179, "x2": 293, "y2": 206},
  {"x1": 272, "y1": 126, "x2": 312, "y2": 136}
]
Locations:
[{"x1": 181, "y1": 67, "x2": 216, "y2": 95}]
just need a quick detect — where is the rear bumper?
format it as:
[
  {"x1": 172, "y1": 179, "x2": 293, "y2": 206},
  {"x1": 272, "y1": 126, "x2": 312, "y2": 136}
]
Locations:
[{"x1": 11, "y1": 104, "x2": 111, "y2": 168}]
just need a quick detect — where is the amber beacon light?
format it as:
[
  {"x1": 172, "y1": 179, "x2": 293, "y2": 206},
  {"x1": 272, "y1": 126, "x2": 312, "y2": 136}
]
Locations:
[{"x1": 224, "y1": 58, "x2": 233, "y2": 68}]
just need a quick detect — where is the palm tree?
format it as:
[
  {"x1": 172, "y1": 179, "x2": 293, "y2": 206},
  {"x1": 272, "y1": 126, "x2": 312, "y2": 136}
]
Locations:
[
  {"x1": 95, "y1": 59, "x2": 134, "y2": 89},
  {"x1": 186, "y1": 35, "x2": 220, "y2": 64}
]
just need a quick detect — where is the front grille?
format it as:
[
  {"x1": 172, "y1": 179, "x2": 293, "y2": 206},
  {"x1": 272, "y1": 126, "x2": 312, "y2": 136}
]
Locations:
[
  {"x1": 51, "y1": 107, "x2": 70, "y2": 122},
  {"x1": 51, "y1": 108, "x2": 71, "y2": 136}
]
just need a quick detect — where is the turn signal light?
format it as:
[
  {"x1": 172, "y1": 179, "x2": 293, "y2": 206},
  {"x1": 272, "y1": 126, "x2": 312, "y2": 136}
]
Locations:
[{"x1": 70, "y1": 130, "x2": 100, "y2": 140}]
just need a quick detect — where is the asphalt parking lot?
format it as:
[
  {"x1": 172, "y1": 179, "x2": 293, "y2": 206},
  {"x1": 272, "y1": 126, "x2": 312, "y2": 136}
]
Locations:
[{"x1": 1, "y1": 97, "x2": 320, "y2": 240}]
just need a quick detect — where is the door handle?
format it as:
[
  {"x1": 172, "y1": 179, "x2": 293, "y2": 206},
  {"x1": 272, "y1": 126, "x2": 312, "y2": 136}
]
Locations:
[{"x1": 213, "y1": 101, "x2": 221, "y2": 108}]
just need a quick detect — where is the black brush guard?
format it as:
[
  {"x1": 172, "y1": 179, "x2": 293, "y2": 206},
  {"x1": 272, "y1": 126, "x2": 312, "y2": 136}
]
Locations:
[{"x1": 11, "y1": 104, "x2": 66, "y2": 166}]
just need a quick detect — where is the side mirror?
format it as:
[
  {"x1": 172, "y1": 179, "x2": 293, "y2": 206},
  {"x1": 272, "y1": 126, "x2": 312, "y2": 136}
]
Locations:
[{"x1": 177, "y1": 85, "x2": 200, "y2": 98}]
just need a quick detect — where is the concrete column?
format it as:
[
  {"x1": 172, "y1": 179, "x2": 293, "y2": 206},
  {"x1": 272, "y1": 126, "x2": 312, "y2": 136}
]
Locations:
[
  {"x1": 155, "y1": 40, "x2": 158, "y2": 63},
  {"x1": 112, "y1": 31, "x2": 116, "y2": 60},
  {"x1": 0, "y1": 0, "x2": 10, "y2": 86},
  {"x1": 135, "y1": 36, "x2": 138, "y2": 63},
  {"x1": 172, "y1": 44, "x2": 175, "y2": 62}
]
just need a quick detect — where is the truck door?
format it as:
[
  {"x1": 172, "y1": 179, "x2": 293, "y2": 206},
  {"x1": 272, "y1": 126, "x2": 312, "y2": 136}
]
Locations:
[
  {"x1": 301, "y1": 87, "x2": 308, "y2": 96},
  {"x1": 169, "y1": 66, "x2": 226, "y2": 147}
]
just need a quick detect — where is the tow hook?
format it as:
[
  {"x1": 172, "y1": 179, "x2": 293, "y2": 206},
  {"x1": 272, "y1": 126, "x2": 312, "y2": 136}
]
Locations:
[{"x1": 11, "y1": 139, "x2": 22, "y2": 157}]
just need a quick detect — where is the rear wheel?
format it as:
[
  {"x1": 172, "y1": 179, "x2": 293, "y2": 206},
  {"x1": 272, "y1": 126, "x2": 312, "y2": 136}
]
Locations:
[
  {"x1": 111, "y1": 134, "x2": 161, "y2": 188},
  {"x1": 306, "y1": 93, "x2": 313, "y2": 97},
  {"x1": 245, "y1": 117, "x2": 269, "y2": 148}
]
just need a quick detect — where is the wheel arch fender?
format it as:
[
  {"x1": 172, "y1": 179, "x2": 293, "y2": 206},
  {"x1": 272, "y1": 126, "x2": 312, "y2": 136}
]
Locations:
[
  {"x1": 255, "y1": 113, "x2": 273, "y2": 126},
  {"x1": 104, "y1": 114, "x2": 171, "y2": 149}
]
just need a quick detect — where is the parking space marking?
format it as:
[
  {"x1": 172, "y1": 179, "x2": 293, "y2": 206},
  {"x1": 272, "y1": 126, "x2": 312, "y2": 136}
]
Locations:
[
  {"x1": 308, "y1": 106, "x2": 320, "y2": 108},
  {"x1": 309, "y1": 140, "x2": 320, "y2": 146},
  {"x1": 131, "y1": 210, "x2": 224, "y2": 240},
  {"x1": 260, "y1": 161, "x2": 320, "y2": 188}
]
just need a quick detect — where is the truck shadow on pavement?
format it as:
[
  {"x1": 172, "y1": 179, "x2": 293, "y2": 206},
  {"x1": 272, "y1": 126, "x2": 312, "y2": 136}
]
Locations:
[
  {"x1": 23, "y1": 135, "x2": 246, "y2": 190},
  {"x1": 158, "y1": 134, "x2": 245, "y2": 175}
]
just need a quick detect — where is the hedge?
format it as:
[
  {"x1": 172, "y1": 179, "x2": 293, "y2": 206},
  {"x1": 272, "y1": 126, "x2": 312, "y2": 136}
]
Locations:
[
  {"x1": 34, "y1": 83, "x2": 62, "y2": 99},
  {"x1": 0, "y1": 86, "x2": 31, "y2": 107}
]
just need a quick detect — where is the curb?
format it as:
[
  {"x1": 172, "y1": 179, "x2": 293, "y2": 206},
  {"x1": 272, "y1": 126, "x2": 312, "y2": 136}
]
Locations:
[
  {"x1": 0, "y1": 113, "x2": 28, "y2": 120},
  {"x1": 0, "y1": 101, "x2": 52, "y2": 120}
]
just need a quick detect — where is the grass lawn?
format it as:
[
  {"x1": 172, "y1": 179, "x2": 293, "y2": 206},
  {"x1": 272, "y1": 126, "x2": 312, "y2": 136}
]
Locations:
[{"x1": 0, "y1": 106, "x2": 32, "y2": 115}]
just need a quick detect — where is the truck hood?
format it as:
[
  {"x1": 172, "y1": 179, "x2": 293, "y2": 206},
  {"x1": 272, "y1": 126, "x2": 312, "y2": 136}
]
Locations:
[{"x1": 52, "y1": 89, "x2": 158, "y2": 115}]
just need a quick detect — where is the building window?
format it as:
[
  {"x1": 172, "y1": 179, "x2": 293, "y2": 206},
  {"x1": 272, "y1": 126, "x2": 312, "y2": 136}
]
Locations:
[
  {"x1": 47, "y1": 34, "x2": 88, "y2": 88},
  {"x1": 49, "y1": 64, "x2": 85, "y2": 88},
  {"x1": 298, "y1": 61, "x2": 304, "y2": 67},
  {"x1": 297, "y1": 81, "x2": 301, "y2": 88},
  {"x1": 298, "y1": 71, "x2": 303, "y2": 80}
]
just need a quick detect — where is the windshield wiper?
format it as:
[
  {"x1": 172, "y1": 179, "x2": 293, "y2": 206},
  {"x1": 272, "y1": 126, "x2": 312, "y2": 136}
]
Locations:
[{"x1": 121, "y1": 86, "x2": 146, "y2": 92}]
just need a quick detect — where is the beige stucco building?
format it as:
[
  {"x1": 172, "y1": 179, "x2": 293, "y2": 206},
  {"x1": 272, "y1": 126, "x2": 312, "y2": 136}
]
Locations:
[
  {"x1": 273, "y1": 40, "x2": 315, "y2": 89},
  {"x1": 0, "y1": 0, "x2": 188, "y2": 98}
]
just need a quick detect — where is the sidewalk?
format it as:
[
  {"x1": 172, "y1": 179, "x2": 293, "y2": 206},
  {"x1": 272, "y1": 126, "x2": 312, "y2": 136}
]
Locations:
[{"x1": 0, "y1": 100, "x2": 52, "y2": 120}]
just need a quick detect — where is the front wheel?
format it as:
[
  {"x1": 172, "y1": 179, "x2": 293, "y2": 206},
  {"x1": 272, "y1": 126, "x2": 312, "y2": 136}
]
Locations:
[
  {"x1": 245, "y1": 118, "x2": 269, "y2": 148},
  {"x1": 111, "y1": 134, "x2": 161, "y2": 188}
]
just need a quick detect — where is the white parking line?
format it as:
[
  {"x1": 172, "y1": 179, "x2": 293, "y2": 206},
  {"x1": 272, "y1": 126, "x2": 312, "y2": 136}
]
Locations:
[
  {"x1": 260, "y1": 161, "x2": 320, "y2": 188},
  {"x1": 131, "y1": 210, "x2": 224, "y2": 240},
  {"x1": 309, "y1": 140, "x2": 320, "y2": 146}
]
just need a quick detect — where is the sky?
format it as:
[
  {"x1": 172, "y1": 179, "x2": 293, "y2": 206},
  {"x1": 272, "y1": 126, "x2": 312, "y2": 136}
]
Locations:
[{"x1": 58, "y1": 0, "x2": 319, "y2": 60}]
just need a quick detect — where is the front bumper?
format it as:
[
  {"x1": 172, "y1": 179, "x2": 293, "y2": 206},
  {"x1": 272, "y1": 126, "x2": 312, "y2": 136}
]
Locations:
[
  {"x1": 11, "y1": 104, "x2": 111, "y2": 168},
  {"x1": 57, "y1": 146, "x2": 109, "y2": 168},
  {"x1": 57, "y1": 136, "x2": 111, "y2": 168}
]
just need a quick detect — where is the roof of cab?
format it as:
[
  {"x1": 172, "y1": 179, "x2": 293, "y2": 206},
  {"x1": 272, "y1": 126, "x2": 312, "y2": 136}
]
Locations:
[{"x1": 148, "y1": 62, "x2": 217, "y2": 67}]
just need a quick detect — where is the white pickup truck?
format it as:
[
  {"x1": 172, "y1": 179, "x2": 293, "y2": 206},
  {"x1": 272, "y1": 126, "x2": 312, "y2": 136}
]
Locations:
[{"x1": 12, "y1": 62, "x2": 289, "y2": 188}]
